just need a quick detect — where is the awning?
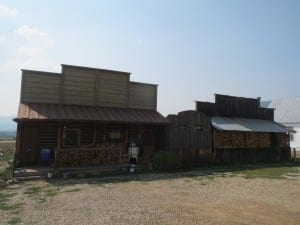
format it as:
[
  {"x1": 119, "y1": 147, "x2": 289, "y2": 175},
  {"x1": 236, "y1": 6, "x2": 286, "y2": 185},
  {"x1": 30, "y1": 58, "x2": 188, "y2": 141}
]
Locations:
[
  {"x1": 15, "y1": 103, "x2": 168, "y2": 125},
  {"x1": 211, "y1": 116, "x2": 287, "y2": 133}
]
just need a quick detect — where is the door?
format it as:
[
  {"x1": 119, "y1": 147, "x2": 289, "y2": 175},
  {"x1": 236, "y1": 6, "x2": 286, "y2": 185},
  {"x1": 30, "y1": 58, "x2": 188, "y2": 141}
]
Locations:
[{"x1": 20, "y1": 126, "x2": 40, "y2": 166}]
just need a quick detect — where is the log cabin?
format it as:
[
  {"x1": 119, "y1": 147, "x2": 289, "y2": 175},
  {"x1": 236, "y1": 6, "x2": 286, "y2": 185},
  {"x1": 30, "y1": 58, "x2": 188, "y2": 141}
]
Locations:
[
  {"x1": 14, "y1": 65, "x2": 168, "y2": 174},
  {"x1": 167, "y1": 94, "x2": 290, "y2": 165}
]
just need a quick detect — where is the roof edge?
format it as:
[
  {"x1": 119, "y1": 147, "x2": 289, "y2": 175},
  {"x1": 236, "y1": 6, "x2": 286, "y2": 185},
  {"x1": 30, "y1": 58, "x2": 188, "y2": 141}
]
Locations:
[{"x1": 61, "y1": 64, "x2": 131, "y2": 75}]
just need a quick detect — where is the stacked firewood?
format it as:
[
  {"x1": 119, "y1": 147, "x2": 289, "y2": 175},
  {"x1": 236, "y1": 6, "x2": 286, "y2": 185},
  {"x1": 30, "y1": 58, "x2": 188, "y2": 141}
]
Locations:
[
  {"x1": 245, "y1": 133, "x2": 259, "y2": 148},
  {"x1": 56, "y1": 143, "x2": 130, "y2": 167},
  {"x1": 257, "y1": 133, "x2": 270, "y2": 148},
  {"x1": 215, "y1": 132, "x2": 232, "y2": 148},
  {"x1": 231, "y1": 132, "x2": 245, "y2": 148}
]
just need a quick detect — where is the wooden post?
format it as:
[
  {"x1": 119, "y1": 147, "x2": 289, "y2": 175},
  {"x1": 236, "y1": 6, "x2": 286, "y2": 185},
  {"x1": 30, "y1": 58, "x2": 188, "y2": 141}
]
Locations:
[
  {"x1": 14, "y1": 122, "x2": 22, "y2": 168},
  {"x1": 54, "y1": 127, "x2": 62, "y2": 169}
]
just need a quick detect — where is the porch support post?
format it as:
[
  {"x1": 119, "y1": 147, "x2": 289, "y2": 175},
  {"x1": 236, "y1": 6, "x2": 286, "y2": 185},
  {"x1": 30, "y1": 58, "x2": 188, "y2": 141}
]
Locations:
[
  {"x1": 14, "y1": 122, "x2": 22, "y2": 168},
  {"x1": 54, "y1": 127, "x2": 62, "y2": 169}
]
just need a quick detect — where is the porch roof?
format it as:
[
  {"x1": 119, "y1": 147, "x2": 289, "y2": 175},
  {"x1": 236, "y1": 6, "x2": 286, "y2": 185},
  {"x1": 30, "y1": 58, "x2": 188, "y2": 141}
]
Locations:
[
  {"x1": 15, "y1": 103, "x2": 168, "y2": 125},
  {"x1": 212, "y1": 116, "x2": 288, "y2": 133}
]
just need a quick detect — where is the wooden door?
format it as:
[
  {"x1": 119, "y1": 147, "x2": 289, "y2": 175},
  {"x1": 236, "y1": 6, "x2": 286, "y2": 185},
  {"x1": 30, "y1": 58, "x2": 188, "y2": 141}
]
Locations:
[{"x1": 20, "y1": 127, "x2": 40, "y2": 166}]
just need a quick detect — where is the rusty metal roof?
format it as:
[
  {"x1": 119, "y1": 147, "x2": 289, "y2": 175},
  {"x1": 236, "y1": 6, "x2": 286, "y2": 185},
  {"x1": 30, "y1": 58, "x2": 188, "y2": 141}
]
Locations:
[{"x1": 16, "y1": 103, "x2": 168, "y2": 124}]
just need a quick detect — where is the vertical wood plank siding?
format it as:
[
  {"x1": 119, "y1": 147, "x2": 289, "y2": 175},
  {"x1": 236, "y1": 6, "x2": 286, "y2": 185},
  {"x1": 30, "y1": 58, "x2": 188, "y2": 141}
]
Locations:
[
  {"x1": 21, "y1": 71, "x2": 61, "y2": 103},
  {"x1": 21, "y1": 66, "x2": 157, "y2": 111},
  {"x1": 129, "y1": 82, "x2": 157, "y2": 110}
]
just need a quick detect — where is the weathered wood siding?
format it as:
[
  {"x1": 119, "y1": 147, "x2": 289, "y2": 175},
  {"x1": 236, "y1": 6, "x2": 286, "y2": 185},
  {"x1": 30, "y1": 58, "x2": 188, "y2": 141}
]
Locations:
[
  {"x1": 21, "y1": 66, "x2": 158, "y2": 111},
  {"x1": 129, "y1": 82, "x2": 157, "y2": 110},
  {"x1": 166, "y1": 111, "x2": 213, "y2": 165},
  {"x1": 98, "y1": 71, "x2": 129, "y2": 108},
  {"x1": 21, "y1": 71, "x2": 60, "y2": 104},
  {"x1": 63, "y1": 67, "x2": 96, "y2": 106},
  {"x1": 196, "y1": 94, "x2": 274, "y2": 120}
]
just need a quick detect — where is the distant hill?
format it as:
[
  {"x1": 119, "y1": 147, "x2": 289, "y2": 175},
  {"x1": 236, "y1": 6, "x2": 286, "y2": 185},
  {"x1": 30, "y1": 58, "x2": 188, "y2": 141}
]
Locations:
[{"x1": 0, "y1": 116, "x2": 16, "y2": 139}]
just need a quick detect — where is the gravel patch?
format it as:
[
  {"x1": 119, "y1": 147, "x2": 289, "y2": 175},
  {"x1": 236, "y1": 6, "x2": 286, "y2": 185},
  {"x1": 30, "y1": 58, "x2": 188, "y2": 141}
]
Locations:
[{"x1": 0, "y1": 173, "x2": 299, "y2": 225}]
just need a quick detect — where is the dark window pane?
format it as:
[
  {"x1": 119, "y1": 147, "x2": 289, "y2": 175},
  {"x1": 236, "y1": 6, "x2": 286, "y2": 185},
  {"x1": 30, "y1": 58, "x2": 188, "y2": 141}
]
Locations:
[{"x1": 64, "y1": 129, "x2": 80, "y2": 147}]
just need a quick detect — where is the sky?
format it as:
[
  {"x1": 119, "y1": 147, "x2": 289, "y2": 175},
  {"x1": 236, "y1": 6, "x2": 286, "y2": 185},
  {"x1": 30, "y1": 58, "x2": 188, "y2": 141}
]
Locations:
[{"x1": 0, "y1": 0, "x2": 299, "y2": 116}]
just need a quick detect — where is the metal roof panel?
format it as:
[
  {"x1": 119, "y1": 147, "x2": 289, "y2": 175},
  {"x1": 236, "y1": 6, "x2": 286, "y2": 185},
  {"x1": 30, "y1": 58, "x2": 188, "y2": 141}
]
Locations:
[{"x1": 212, "y1": 116, "x2": 287, "y2": 133}]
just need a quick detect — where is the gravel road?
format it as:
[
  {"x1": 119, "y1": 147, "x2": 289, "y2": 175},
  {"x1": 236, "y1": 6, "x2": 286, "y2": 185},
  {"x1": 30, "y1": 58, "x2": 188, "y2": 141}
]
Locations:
[{"x1": 1, "y1": 172, "x2": 299, "y2": 225}]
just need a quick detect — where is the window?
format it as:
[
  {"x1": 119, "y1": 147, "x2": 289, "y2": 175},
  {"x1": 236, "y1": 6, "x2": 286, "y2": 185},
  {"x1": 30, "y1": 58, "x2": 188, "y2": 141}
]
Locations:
[
  {"x1": 108, "y1": 129, "x2": 124, "y2": 142},
  {"x1": 63, "y1": 129, "x2": 80, "y2": 147},
  {"x1": 110, "y1": 131, "x2": 121, "y2": 140}
]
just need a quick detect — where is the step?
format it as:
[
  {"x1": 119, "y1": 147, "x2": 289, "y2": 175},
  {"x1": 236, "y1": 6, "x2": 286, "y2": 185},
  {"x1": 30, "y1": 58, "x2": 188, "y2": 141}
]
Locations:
[{"x1": 15, "y1": 176, "x2": 45, "y2": 181}]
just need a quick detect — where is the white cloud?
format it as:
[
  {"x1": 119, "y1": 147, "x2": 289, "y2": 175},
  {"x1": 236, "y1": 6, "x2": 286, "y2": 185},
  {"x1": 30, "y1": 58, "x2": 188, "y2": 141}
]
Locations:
[
  {"x1": 0, "y1": 4, "x2": 18, "y2": 17},
  {"x1": 15, "y1": 47, "x2": 46, "y2": 57},
  {"x1": 16, "y1": 25, "x2": 55, "y2": 48}
]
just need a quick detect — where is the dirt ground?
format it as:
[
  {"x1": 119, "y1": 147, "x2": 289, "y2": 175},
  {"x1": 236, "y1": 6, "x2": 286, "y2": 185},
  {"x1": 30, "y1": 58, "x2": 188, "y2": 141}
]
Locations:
[{"x1": 1, "y1": 169, "x2": 299, "y2": 225}]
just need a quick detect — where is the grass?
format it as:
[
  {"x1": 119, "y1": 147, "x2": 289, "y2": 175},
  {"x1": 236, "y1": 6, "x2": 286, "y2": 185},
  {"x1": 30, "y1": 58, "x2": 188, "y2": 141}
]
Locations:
[
  {"x1": 44, "y1": 188, "x2": 59, "y2": 197},
  {"x1": 0, "y1": 142, "x2": 15, "y2": 181},
  {"x1": 0, "y1": 192, "x2": 20, "y2": 212},
  {"x1": 0, "y1": 202, "x2": 23, "y2": 211},
  {"x1": 24, "y1": 185, "x2": 59, "y2": 203},
  {"x1": 24, "y1": 186, "x2": 43, "y2": 196},
  {"x1": 7, "y1": 217, "x2": 21, "y2": 225},
  {"x1": 0, "y1": 142, "x2": 15, "y2": 162},
  {"x1": 240, "y1": 165, "x2": 299, "y2": 179}
]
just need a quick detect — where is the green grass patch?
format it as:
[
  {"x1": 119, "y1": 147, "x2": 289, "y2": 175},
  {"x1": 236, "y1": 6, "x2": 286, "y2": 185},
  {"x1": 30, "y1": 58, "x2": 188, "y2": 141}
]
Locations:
[
  {"x1": 44, "y1": 188, "x2": 59, "y2": 197},
  {"x1": 7, "y1": 217, "x2": 21, "y2": 225},
  {"x1": 24, "y1": 186, "x2": 43, "y2": 196},
  {"x1": 0, "y1": 165, "x2": 13, "y2": 181},
  {"x1": 0, "y1": 202, "x2": 23, "y2": 211},
  {"x1": 0, "y1": 142, "x2": 15, "y2": 181},
  {"x1": 240, "y1": 166, "x2": 299, "y2": 179},
  {"x1": 0, "y1": 142, "x2": 15, "y2": 162}
]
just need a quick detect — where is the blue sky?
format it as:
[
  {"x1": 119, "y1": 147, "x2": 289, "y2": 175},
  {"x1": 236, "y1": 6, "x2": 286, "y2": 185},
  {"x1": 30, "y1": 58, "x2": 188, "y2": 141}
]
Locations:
[{"x1": 0, "y1": 0, "x2": 299, "y2": 116}]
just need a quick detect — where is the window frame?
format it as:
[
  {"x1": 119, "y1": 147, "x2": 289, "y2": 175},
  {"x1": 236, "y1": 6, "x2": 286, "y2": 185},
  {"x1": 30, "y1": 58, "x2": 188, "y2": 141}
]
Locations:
[
  {"x1": 63, "y1": 128, "x2": 81, "y2": 148},
  {"x1": 107, "y1": 129, "x2": 124, "y2": 143}
]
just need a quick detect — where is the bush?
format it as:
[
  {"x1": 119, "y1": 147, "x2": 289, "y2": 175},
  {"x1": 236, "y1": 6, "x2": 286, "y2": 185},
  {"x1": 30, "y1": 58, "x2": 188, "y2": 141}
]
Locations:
[{"x1": 152, "y1": 151, "x2": 182, "y2": 171}]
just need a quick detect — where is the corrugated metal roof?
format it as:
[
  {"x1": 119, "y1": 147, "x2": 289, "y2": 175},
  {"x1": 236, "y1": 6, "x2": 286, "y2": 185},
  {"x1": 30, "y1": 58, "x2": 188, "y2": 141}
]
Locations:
[
  {"x1": 16, "y1": 103, "x2": 168, "y2": 124},
  {"x1": 261, "y1": 97, "x2": 300, "y2": 124},
  {"x1": 211, "y1": 116, "x2": 287, "y2": 133}
]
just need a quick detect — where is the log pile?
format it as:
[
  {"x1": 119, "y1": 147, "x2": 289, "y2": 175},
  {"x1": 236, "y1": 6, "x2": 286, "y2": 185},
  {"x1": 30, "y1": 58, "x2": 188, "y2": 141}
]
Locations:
[
  {"x1": 245, "y1": 133, "x2": 258, "y2": 148},
  {"x1": 56, "y1": 143, "x2": 129, "y2": 167},
  {"x1": 232, "y1": 132, "x2": 245, "y2": 148},
  {"x1": 215, "y1": 132, "x2": 232, "y2": 148},
  {"x1": 215, "y1": 132, "x2": 271, "y2": 149},
  {"x1": 257, "y1": 133, "x2": 270, "y2": 148}
]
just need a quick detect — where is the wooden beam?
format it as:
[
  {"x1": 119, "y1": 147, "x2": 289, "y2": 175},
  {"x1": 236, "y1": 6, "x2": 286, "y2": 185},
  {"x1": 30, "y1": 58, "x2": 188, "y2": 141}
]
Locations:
[{"x1": 14, "y1": 123, "x2": 22, "y2": 168}]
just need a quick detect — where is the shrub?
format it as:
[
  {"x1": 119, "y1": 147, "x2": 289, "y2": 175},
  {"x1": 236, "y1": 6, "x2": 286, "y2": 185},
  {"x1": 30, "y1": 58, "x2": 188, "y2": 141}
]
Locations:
[{"x1": 152, "y1": 151, "x2": 182, "y2": 171}]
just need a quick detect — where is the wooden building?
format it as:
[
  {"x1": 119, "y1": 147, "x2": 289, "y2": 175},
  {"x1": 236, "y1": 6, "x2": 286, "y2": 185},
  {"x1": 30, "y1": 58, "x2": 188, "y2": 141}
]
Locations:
[
  {"x1": 14, "y1": 65, "x2": 168, "y2": 172},
  {"x1": 167, "y1": 94, "x2": 290, "y2": 164}
]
